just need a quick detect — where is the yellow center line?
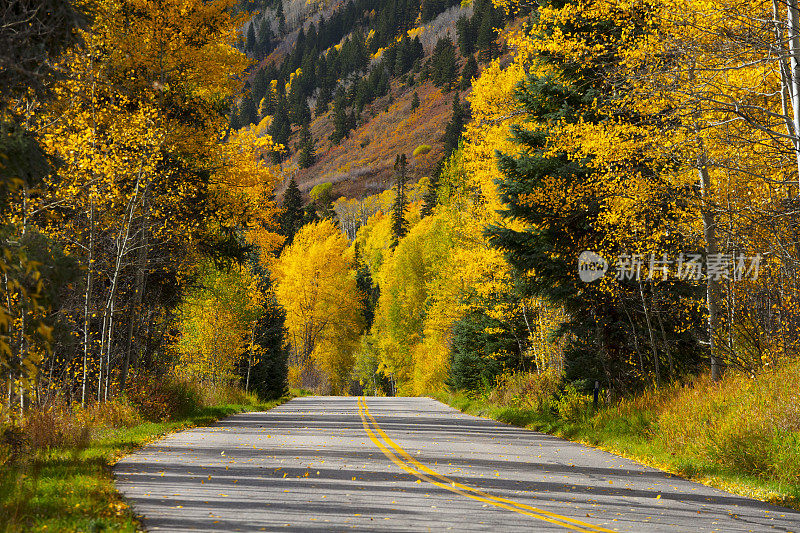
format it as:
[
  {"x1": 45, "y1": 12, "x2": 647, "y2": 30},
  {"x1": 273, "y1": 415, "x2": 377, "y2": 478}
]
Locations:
[{"x1": 357, "y1": 396, "x2": 617, "y2": 533}]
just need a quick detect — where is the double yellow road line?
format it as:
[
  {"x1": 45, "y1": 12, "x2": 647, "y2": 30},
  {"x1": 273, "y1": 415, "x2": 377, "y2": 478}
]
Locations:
[{"x1": 357, "y1": 396, "x2": 616, "y2": 532}]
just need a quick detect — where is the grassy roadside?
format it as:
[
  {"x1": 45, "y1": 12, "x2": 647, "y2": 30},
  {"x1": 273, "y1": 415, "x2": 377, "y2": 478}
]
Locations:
[
  {"x1": 431, "y1": 375, "x2": 800, "y2": 512},
  {"x1": 0, "y1": 392, "x2": 298, "y2": 532}
]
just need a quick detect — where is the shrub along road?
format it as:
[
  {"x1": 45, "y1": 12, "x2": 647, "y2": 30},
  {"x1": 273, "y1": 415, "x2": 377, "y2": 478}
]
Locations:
[{"x1": 114, "y1": 397, "x2": 800, "y2": 532}]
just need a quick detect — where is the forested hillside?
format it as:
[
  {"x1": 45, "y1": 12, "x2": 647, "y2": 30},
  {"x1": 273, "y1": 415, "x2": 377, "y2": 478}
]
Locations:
[{"x1": 232, "y1": 0, "x2": 506, "y2": 197}]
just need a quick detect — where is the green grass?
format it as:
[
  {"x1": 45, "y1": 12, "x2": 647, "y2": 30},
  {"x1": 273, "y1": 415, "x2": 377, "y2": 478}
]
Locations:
[
  {"x1": 431, "y1": 387, "x2": 800, "y2": 511},
  {"x1": 0, "y1": 396, "x2": 292, "y2": 532}
]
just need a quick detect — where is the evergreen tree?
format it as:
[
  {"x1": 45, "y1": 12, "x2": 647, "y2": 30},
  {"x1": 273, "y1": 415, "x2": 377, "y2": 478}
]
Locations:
[
  {"x1": 297, "y1": 122, "x2": 316, "y2": 169},
  {"x1": 487, "y1": 4, "x2": 704, "y2": 390},
  {"x1": 303, "y1": 201, "x2": 319, "y2": 225},
  {"x1": 441, "y1": 94, "x2": 465, "y2": 156},
  {"x1": 244, "y1": 273, "x2": 289, "y2": 401},
  {"x1": 256, "y1": 19, "x2": 273, "y2": 59},
  {"x1": 355, "y1": 248, "x2": 380, "y2": 330},
  {"x1": 394, "y1": 38, "x2": 409, "y2": 75},
  {"x1": 431, "y1": 37, "x2": 458, "y2": 90},
  {"x1": 476, "y1": 11, "x2": 497, "y2": 61},
  {"x1": 456, "y1": 15, "x2": 474, "y2": 57},
  {"x1": 281, "y1": 177, "x2": 304, "y2": 246},
  {"x1": 420, "y1": 172, "x2": 438, "y2": 218},
  {"x1": 290, "y1": 95, "x2": 311, "y2": 126},
  {"x1": 276, "y1": 1, "x2": 286, "y2": 34},
  {"x1": 411, "y1": 37, "x2": 424, "y2": 63},
  {"x1": 447, "y1": 310, "x2": 519, "y2": 391},
  {"x1": 245, "y1": 23, "x2": 256, "y2": 55},
  {"x1": 348, "y1": 108, "x2": 359, "y2": 132},
  {"x1": 390, "y1": 153, "x2": 408, "y2": 247},
  {"x1": 411, "y1": 91, "x2": 420, "y2": 111},
  {"x1": 329, "y1": 92, "x2": 349, "y2": 143},
  {"x1": 315, "y1": 85, "x2": 332, "y2": 115},
  {"x1": 460, "y1": 54, "x2": 478, "y2": 90},
  {"x1": 419, "y1": 59, "x2": 430, "y2": 82},
  {"x1": 239, "y1": 93, "x2": 258, "y2": 127},
  {"x1": 268, "y1": 93, "x2": 291, "y2": 162}
]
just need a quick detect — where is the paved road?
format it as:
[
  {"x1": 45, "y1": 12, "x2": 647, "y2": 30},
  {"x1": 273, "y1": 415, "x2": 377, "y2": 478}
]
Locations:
[{"x1": 115, "y1": 397, "x2": 800, "y2": 532}]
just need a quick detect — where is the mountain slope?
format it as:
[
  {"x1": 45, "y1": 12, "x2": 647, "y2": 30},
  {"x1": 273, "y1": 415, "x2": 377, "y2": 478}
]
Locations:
[{"x1": 234, "y1": 0, "x2": 508, "y2": 200}]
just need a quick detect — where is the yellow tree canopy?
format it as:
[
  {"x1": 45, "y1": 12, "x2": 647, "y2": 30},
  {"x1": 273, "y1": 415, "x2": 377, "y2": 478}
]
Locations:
[{"x1": 272, "y1": 219, "x2": 363, "y2": 393}]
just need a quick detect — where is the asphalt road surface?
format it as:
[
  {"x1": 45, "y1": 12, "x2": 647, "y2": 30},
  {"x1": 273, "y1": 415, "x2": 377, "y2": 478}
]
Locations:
[{"x1": 115, "y1": 396, "x2": 800, "y2": 532}]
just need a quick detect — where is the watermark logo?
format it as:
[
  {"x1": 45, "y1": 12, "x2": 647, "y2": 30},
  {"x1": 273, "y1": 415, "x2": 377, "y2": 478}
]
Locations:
[
  {"x1": 578, "y1": 251, "x2": 608, "y2": 282},
  {"x1": 578, "y1": 251, "x2": 762, "y2": 282}
]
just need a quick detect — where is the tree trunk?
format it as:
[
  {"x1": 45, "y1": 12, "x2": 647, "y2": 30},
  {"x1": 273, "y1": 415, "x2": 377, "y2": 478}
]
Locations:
[
  {"x1": 788, "y1": 0, "x2": 800, "y2": 187},
  {"x1": 99, "y1": 169, "x2": 143, "y2": 399},
  {"x1": 623, "y1": 304, "x2": 645, "y2": 376},
  {"x1": 655, "y1": 299, "x2": 675, "y2": 379},
  {"x1": 699, "y1": 161, "x2": 723, "y2": 382},
  {"x1": 638, "y1": 280, "x2": 661, "y2": 384},
  {"x1": 82, "y1": 197, "x2": 94, "y2": 406},
  {"x1": 120, "y1": 192, "x2": 149, "y2": 393}
]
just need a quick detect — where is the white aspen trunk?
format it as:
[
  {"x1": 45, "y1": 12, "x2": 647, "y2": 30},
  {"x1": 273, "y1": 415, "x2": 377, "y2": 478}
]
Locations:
[
  {"x1": 655, "y1": 300, "x2": 675, "y2": 379},
  {"x1": 19, "y1": 187, "x2": 28, "y2": 415},
  {"x1": 120, "y1": 190, "x2": 149, "y2": 393},
  {"x1": 699, "y1": 159, "x2": 723, "y2": 382},
  {"x1": 775, "y1": 0, "x2": 796, "y2": 138},
  {"x1": 82, "y1": 197, "x2": 94, "y2": 406},
  {"x1": 638, "y1": 280, "x2": 661, "y2": 384},
  {"x1": 623, "y1": 305, "x2": 646, "y2": 375},
  {"x1": 99, "y1": 168, "x2": 143, "y2": 400},
  {"x1": 688, "y1": 55, "x2": 724, "y2": 382},
  {"x1": 104, "y1": 293, "x2": 115, "y2": 401},
  {"x1": 246, "y1": 329, "x2": 253, "y2": 392},
  {"x1": 520, "y1": 302, "x2": 539, "y2": 374},
  {"x1": 788, "y1": 0, "x2": 800, "y2": 187},
  {"x1": 4, "y1": 270, "x2": 16, "y2": 413}
]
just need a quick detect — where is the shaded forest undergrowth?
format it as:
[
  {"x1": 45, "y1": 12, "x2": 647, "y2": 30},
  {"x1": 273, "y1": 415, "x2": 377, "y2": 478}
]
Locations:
[
  {"x1": 434, "y1": 362, "x2": 800, "y2": 511},
  {"x1": 0, "y1": 379, "x2": 298, "y2": 532}
]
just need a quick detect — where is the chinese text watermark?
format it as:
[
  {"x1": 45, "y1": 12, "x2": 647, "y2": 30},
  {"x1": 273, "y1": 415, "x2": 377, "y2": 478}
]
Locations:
[{"x1": 578, "y1": 251, "x2": 761, "y2": 283}]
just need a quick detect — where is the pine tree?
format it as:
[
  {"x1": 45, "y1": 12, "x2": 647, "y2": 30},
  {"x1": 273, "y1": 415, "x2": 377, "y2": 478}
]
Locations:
[
  {"x1": 421, "y1": 173, "x2": 438, "y2": 218},
  {"x1": 239, "y1": 93, "x2": 258, "y2": 127},
  {"x1": 290, "y1": 95, "x2": 311, "y2": 127},
  {"x1": 456, "y1": 15, "x2": 474, "y2": 57},
  {"x1": 280, "y1": 177, "x2": 304, "y2": 246},
  {"x1": 476, "y1": 11, "x2": 497, "y2": 61},
  {"x1": 256, "y1": 19, "x2": 273, "y2": 59},
  {"x1": 431, "y1": 37, "x2": 458, "y2": 90},
  {"x1": 460, "y1": 54, "x2": 478, "y2": 90},
  {"x1": 303, "y1": 201, "x2": 319, "y2": 225},
  {"x1": 329, "y1": 92, "x2": 349, "y2": 143},
  {"x1": 487, "y1": 2, "x2": 704, "y2": 389},
  {"x1": 276, "y1": 1, "x2": 286, "y2": 34},
  {"x1": 348, "y1": 108, "x2": 359, "y2": 131},
  {"x1": 394, "y1": 38, "x2": 409, "y2": 75},
  {"x1": 441, "y1": 94, "x2": 465, "y2": 156},
  {"x1": 268, "y1": 93, "x2": 291, "y2": 162},
  {"x1": 411, "y1": 91, "x2": 420, "y2": 111},
  {"x1": 316, "y1": 85, "x2": 332, "y2": 115},
  {"x1": 246, "y1": 273, "x2": 289, "y2": 401},
  {"x1": 390, "y1": 153, "x2": 408, "y2": 247},
  {"x1": 448, "y1": 310, "x2": 518, "y2": 391},
  {"x1": 411, "y1": 37, "x2": 424, "y2": 63},
  {"x1": 297, "y1": 122, "x2": 316, "y2": 169},
  {"x1": 355, "y1": 250, "x2": 379, "y2": 330},
  {"x1": 246, "y1": 23, "x2": 256, "y2": 55}
]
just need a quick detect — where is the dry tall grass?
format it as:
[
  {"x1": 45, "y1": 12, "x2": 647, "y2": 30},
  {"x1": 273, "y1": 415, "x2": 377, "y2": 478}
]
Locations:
[
  {"x1": 657, "y1": 364, "x2": 800, "y2": 484},
  {"x1": 482, "y1": 361, "x2": 800, "y2": 486},
  {"x1": 0, "y1": 374, "x2": 259, "y2": 466},
  {"x1": 1, "y1": 399, "x2": 141, "y2": 465}
]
